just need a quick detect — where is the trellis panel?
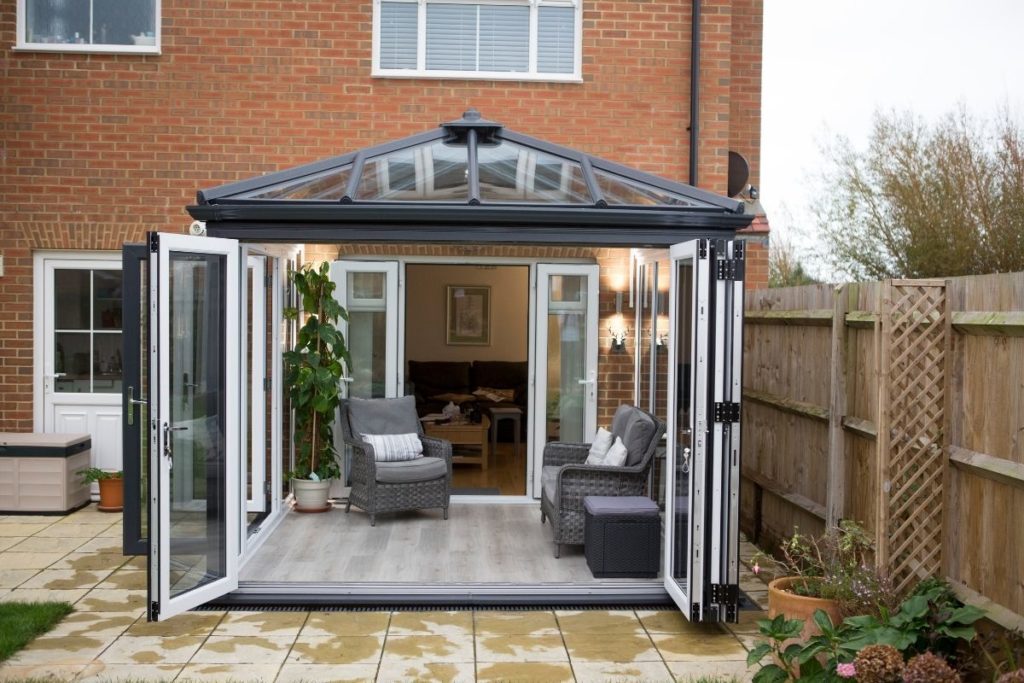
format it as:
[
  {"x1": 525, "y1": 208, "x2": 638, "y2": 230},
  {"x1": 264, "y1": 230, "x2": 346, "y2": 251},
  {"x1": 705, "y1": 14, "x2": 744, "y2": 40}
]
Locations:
[{"x1": 874, "y1": 280, "x2": 949, "y2": 594}]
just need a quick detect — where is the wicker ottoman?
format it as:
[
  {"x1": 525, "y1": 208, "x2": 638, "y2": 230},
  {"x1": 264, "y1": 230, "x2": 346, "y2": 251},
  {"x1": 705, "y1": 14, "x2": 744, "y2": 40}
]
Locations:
[{"x1": 584, "y1": 496, "x2": 661, "y2": 578}]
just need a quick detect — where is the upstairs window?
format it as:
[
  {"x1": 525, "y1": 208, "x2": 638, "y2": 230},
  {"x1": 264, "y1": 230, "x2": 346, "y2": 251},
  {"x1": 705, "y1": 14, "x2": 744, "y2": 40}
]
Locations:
[
  {"x1": 17, "y1": 0, "x2": 159, "y2": 53},
  {"x1": 374, "y1": 0, "x2": 580, "y2": 81}
]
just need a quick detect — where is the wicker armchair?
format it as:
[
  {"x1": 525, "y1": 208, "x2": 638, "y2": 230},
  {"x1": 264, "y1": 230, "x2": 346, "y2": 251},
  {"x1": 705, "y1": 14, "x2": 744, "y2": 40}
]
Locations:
[
  {"x1": 540, "y1": 405, "x2": 666, "y2": 557},
  {"x1": 339, "y1": 396, "x2": 452, "y2": 526}
]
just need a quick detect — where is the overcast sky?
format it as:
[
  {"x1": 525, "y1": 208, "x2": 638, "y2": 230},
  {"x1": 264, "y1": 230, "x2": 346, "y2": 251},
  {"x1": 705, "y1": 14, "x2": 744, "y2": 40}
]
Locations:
[{"x1": 760, "y1": 0, "x2": 1024, "y2": 274}]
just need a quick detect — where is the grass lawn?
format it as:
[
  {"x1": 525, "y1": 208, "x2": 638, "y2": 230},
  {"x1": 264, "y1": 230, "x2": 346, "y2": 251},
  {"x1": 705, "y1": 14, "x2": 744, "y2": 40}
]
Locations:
[{"x1": 0, "y1": 602, "x2": 74, "y2": 663}]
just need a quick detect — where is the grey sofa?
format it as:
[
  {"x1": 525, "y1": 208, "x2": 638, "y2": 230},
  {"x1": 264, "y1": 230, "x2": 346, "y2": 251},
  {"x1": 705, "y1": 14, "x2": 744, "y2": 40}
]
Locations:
[
  {"x1": 540, "y1": 405, "x2": 666, "y2": 557},
  {"x1": 339, "y1": 396, "x2": 452, "y2": 526}
]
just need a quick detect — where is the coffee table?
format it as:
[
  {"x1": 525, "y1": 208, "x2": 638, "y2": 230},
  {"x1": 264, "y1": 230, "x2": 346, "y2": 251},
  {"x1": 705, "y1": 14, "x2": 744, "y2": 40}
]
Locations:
[{"x1": 423, "y1": 415, "x2": 491, "y2": 470}]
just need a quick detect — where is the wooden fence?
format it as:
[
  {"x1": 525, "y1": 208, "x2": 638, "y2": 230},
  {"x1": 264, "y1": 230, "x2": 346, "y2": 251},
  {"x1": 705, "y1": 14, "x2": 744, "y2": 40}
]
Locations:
[{"x1": 741, "y1": 272, "x2": 1024, "y2": 631}]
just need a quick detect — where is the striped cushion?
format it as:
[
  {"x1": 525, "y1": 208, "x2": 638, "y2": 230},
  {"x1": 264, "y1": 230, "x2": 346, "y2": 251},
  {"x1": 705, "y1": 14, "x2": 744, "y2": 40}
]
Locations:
[{"x1": 362, "y1": 433, "x2": 424, "y2": 462}]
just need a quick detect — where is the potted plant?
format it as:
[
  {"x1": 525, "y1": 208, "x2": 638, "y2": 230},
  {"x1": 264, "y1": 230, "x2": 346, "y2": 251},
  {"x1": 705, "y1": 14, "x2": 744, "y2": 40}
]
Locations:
[
  {"x1": 283, "y1": 262, "x2": 350, "y2": 513},
  {"x1": 79, "y1": 467, "x2": 124, "y2": 512},
  {"x1": 754, "y1": 520, "x2": 874, "y2": 639}
]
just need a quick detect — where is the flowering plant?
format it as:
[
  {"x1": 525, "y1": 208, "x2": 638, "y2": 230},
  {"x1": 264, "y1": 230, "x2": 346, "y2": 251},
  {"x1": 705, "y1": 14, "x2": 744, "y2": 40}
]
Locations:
[{"x1": 754, "y1": 520, "x2": 875, "y2": 603}]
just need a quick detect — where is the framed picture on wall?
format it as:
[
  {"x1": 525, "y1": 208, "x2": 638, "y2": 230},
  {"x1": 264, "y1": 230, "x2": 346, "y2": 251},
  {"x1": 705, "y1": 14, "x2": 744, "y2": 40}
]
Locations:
[{"x1": 446, "y1": 285, "x2": 491, "y2": 345}]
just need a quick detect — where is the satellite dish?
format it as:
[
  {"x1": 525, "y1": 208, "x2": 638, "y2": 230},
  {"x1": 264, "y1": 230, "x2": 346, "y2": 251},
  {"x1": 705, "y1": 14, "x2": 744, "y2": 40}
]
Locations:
[{"x1": 727, "y1": 151, "x2": 750, "y2": 198}]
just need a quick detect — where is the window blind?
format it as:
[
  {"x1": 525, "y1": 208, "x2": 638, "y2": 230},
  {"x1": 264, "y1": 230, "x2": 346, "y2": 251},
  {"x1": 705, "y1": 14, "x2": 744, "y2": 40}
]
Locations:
[
  {"x1": 379, "y1": 2, "x2": 418, "y2": 69},
  {"x1": 426, "y1": 4, "x2": 477, "y2": 71},
  {"x1": 478, "y1": 5, "x2": 529, "y2": 72},
  {"x1": 537, "y1": 5, "x2": 575, "y2": 73}
]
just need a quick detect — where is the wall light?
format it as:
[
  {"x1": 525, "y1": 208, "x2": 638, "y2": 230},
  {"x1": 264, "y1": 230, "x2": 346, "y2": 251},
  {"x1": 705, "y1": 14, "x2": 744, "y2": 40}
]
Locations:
[{"x1": 609, "y1": 291, "x2": 629, "y2": 352}]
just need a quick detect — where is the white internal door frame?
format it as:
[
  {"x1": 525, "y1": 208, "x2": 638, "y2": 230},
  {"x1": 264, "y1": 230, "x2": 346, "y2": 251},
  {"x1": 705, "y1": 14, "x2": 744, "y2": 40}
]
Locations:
[
  {"x1": 34, "y1": 251, "x2": 124, "y2": 486},
  {"x1": 330, "y1": 260, "x2": 402, "y2": 398},
  {"x1": 150, "y1": 233, "x2": 240, "y2": 621},
  {"x1": 531, "y1": 263, "x2": 600, "y2": 498}
]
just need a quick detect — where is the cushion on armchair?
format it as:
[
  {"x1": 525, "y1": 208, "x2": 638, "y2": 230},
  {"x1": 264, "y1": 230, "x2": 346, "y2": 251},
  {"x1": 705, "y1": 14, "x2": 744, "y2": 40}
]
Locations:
[
  {"x1": 610, "y1": 406, "x2": 658, "y2": 467},
  {"x1": 348, "y1": 396, "x2": 421, "y2": 439},
  {"x1": 375, "y1": 457, "x2": 447, "y2": 483}
]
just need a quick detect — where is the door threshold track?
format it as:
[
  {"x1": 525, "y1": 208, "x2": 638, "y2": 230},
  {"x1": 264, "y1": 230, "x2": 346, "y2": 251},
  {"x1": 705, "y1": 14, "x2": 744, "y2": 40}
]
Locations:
[{"x1": 215, "y1": 581, "x2": 671, "y2": 608}]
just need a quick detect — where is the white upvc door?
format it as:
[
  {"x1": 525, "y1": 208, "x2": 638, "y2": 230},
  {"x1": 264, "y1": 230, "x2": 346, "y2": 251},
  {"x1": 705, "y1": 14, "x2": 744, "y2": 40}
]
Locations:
[
  {"x1": 664, "y1": 239, "x2": 743, "y2": 623},
  {"x1": 37, "y1": 254, "x2": 124, "y2": 490},
  {"x1": 531, "y1": 264, "x2": 600, "y2": 497},
  {"x1": 148, "y1": 233, "x2": 241, "y2": 621},
  {"x1": 329, "y1": 260, "x2": 402, "y2": 399},
  {"x1": 242, "y1": 252, "x2": 268, "y2": 514}
]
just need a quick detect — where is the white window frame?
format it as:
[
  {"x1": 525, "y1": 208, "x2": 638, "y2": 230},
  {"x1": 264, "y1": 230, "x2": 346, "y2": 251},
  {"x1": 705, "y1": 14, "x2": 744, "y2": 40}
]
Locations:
[
  {"x1": 15, "y1": 0, "x2": 161, "y2": 55},
  {"x1": 371, "y1": 0, "x2": 582, "y2": 82}
]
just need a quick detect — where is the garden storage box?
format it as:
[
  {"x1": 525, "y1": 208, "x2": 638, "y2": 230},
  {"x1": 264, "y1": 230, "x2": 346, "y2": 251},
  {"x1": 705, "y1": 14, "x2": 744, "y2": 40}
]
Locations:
[
  {"x1": 0, "y1": 433, "x2": 91, "y2": 514},
  {"x1": 584, "y1": 495, "x2": 661, "y2": 578}
]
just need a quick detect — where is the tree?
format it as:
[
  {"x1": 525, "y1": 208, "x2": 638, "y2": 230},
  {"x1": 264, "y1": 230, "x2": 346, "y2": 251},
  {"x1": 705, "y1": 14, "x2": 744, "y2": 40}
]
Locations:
[
  {"x1": 769, "y1": 238, "x2": 819, "y2": 288},
  {"x1": 817, "y1": 108, "x2": 1024, "y2": 280}
]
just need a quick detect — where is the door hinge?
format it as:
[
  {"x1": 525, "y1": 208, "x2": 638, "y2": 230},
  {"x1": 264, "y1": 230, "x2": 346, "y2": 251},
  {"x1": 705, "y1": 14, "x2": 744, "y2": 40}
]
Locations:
[
  {"x1": 709, "y1": 583, "x2": 739, "y2": 606},
  {"x1": 263, "y1": 377, "x2": 271, "y2": 392},
  {"x1": 149, "y1": 600, "x2": 160, "y2": 620},
  {"x1": 732, "y1": 240, "x2": 745, "y2": 260},
  {"x1": 264, "y1": 274, "x2": 273, "y2": 289},
  {"x1": 715, "y1": 258, "x2": 745, "y2": 281},
  {"x1": 265, "y1": 481, "x2": 272, "y2": 495},
  {"x1": 148, "y1": 232, "x2": 159, "y2": 253},
  {"x1": 690, "y1": 602, "x2": 701, "y2": 622},
  {"x1": 698, "y1": 240, "x2": 708, "y2": 259},
  {"x1": 714, "y1": 402, "x2": 741, "y2": 423}
]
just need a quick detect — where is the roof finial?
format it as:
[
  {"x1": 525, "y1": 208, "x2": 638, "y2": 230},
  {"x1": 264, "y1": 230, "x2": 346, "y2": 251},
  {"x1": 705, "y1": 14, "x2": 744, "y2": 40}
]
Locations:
[{"x1": 462, "y1": 108, "x2": 482, "y2": 122}]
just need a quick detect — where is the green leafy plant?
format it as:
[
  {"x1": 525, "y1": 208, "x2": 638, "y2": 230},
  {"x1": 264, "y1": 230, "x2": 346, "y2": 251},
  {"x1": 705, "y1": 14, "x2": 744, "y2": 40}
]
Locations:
[
  {"x1": 753, "y1": 520, "x2": 875, "y2": 602},
  {"x1": 747, "y1": 610, "x2": 855, "y2": 682},
  {"x1": 283, "y1": 262, "x2": 350, "y2": 482},
  {"x1": 841, "y1": 579, "x2": 984, "y2": 662},
  {"x1": 78, "y1": 467, "x2": 122, "y2": 483}
]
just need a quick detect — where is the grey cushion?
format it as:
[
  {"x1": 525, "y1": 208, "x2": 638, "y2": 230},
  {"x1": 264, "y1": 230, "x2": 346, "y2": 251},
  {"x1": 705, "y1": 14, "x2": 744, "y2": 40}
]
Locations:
[
  {"x1": 610, "y1": 404, "x2": 634, "y2": 441},
  {"x1": 622, "y1": 411, "x2": 656, "y2": 466},
  {"x1": 584, "y1": 495, "x2": 659, "y2": 516},
  {"x1": 348, "y1": 396, "x2": 421, "y2": 440},
  {"x1": 541, "y1": 465, "x2": 561, "y2": 508},
  {"x1": 375, "y1": 456, "x2": 446, "y2": 484}
]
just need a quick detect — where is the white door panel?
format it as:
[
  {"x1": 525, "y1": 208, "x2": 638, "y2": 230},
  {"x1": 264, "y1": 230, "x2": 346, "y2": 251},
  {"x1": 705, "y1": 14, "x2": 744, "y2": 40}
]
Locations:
[
  {"x1": 149, "y1": 233, "x2": 240, "y2": 621},
  {"x1": 531, "y1": 264, "x2": 599, "y2": 497}
]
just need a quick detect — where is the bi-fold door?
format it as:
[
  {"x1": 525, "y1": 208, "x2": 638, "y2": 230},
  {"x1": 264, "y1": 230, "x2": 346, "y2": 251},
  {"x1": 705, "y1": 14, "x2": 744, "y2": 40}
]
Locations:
[
  {"x1": 145, "y1": 233, "x2": 241, "y2": 621},
  {"x1": 664, "y1": 238, "x2": 743, "y2": 623}
]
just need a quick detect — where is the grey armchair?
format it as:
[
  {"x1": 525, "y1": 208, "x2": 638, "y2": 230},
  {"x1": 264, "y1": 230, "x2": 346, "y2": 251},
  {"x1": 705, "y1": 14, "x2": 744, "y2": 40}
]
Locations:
[
  {"x1": 339, "y1": 396, "x2": 452, "y2": 526},
  {"x1": 540, "y1": 405, "x2": 666, "y2": 557}
]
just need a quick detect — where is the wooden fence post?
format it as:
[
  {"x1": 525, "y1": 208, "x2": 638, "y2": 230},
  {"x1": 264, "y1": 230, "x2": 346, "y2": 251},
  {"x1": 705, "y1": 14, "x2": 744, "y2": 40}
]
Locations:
[
  {"x1": 826, "y1": 284, "x2": 848, "y2": 528},
  {"x1": 874, "y1": 280, "x2": 892, "y2": 571}
]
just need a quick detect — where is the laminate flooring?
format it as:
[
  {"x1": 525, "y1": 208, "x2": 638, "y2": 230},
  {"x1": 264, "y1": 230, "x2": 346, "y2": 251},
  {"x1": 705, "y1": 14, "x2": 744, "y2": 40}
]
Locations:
[
  {"x1": 240, "y1": 502, "x2": 659, "y2": 584},
  {"x1": 451, "y1": 442, "x2": 527, "y2": 495}
]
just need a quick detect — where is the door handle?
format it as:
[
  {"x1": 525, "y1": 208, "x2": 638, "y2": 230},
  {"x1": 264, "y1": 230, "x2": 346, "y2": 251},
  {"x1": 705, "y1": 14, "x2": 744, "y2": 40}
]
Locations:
[
  {"x1": 577, "y1": 379, "x2": 595, "y2": 385},
  {"x1": 126, "y1": 386, "x2": 148, "y2": 426},
  {"x1": 162, "y1": 423, "x2": 188, "y2": 466}
]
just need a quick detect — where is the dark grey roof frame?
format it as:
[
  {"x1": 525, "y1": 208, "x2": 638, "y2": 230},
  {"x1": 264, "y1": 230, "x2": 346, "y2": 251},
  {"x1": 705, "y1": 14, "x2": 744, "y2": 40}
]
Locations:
[{"x1": 189, "y1": 109, "x2": 754, "y2": 245}]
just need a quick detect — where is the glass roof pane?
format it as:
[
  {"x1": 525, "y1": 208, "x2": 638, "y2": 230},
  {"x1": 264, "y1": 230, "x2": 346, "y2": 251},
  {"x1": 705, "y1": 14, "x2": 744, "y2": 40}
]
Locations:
[
  {"x1": 240, "y1": 165, "x2": 352, "y2": 200},
  {"x1": 356, "y1": 140, "x2": 468, "y2": 201},
  {"x1": 477, "y1": 139, "x2": 591, "y2": 204},
  {"x1": 593, "y1": 168, "x2": 697, "y2": 207}
]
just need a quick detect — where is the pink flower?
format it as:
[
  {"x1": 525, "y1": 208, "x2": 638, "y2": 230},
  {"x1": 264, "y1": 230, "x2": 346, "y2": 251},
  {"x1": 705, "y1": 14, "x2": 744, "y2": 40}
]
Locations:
[
  {"x1": 836, "y1": 662, "x2": 856, "y2": 678},
  {"x1": 752, "y1": 562, "x2": 760, "y2": 575}
]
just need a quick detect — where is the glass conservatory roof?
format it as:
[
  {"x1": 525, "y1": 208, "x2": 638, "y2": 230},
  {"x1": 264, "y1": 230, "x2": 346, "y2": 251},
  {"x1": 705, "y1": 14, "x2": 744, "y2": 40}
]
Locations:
[{"x1": 197, "y1": 110, "x2": 744, "y2": 214}]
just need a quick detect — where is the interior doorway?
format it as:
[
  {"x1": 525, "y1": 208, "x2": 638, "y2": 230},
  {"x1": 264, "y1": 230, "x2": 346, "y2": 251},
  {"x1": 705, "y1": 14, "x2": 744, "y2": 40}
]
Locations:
[{"x1": 404, "y1": 263, "x2": 530, "y2": 496}]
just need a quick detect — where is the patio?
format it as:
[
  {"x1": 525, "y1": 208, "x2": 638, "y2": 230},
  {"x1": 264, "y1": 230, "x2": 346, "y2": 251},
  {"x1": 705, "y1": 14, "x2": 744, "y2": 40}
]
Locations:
[{"x1": 0, "y1": 504, "x2": 769, "y2": 682}]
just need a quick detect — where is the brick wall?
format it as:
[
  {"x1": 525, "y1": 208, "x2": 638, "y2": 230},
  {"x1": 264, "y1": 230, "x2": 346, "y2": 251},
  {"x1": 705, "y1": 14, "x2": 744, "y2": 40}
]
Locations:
[{"x1": 0, "y1": 0, "x2": 766, "y2": 431}]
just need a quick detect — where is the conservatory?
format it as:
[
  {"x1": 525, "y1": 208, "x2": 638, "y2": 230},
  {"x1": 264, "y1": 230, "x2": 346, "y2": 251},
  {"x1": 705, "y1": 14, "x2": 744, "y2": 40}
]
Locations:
[{"x1": 121, "y1": 110, "x2": 749, "y2": 622}]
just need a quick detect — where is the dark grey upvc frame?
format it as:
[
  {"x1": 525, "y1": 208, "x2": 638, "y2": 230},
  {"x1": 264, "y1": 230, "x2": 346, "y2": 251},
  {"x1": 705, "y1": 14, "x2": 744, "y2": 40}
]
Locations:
[
  {"x1": 188, "y1": 111, "x2": 754, "y2": 244},
  {"x1": 121, "y1": 243, "x2": 148, "y2": 556}
]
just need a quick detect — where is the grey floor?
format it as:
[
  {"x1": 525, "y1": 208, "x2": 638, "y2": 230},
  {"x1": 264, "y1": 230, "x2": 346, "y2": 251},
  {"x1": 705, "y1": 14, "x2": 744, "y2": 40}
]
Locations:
[{"x1": 240, "y1": 502, "x2": 659, "y2": 584}]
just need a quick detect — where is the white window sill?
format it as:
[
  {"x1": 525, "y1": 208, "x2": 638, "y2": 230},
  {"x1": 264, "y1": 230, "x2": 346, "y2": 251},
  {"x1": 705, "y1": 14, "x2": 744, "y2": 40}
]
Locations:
[
  {"x1": 372, "y1": 68, "x2": 582, "y2": 83},
  {"x1": 14, "y1": 43, "x2": 161, "y2": 55}
]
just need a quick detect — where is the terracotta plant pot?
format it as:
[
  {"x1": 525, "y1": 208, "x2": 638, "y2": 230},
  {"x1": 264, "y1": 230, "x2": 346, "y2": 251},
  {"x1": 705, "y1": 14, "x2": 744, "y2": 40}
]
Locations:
[
  {"x1": 97, "y1": 477, "x2": 124, "y2": 512},
  {"x1": 292, "y1": 478, "x2": 332, "y2": 513},
  {"x1": 768, "y1": 576, "x2": 843, "y2": 641}
]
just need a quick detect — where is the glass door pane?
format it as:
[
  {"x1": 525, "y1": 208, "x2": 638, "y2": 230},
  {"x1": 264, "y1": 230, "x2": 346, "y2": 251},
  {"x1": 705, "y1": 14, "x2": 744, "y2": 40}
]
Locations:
[
  {"x1": 151, "y1": 233, "x2": 239, "y2": 621},
  {"x1": 330, "y1": 261, "x2": 400, "y2": 399},
  {"x1": 664, "y1": 240, "x2": 709, "y2": 621},
  {"x1": 532, "y1": 264, "x2": 599, "y2": 495}
]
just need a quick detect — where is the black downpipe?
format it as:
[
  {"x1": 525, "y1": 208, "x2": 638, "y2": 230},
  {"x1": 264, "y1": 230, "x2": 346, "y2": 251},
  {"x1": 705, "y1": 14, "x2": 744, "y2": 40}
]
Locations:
[{"x1": 689, "y1": 0, "x2": 701, "y2": 187}]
